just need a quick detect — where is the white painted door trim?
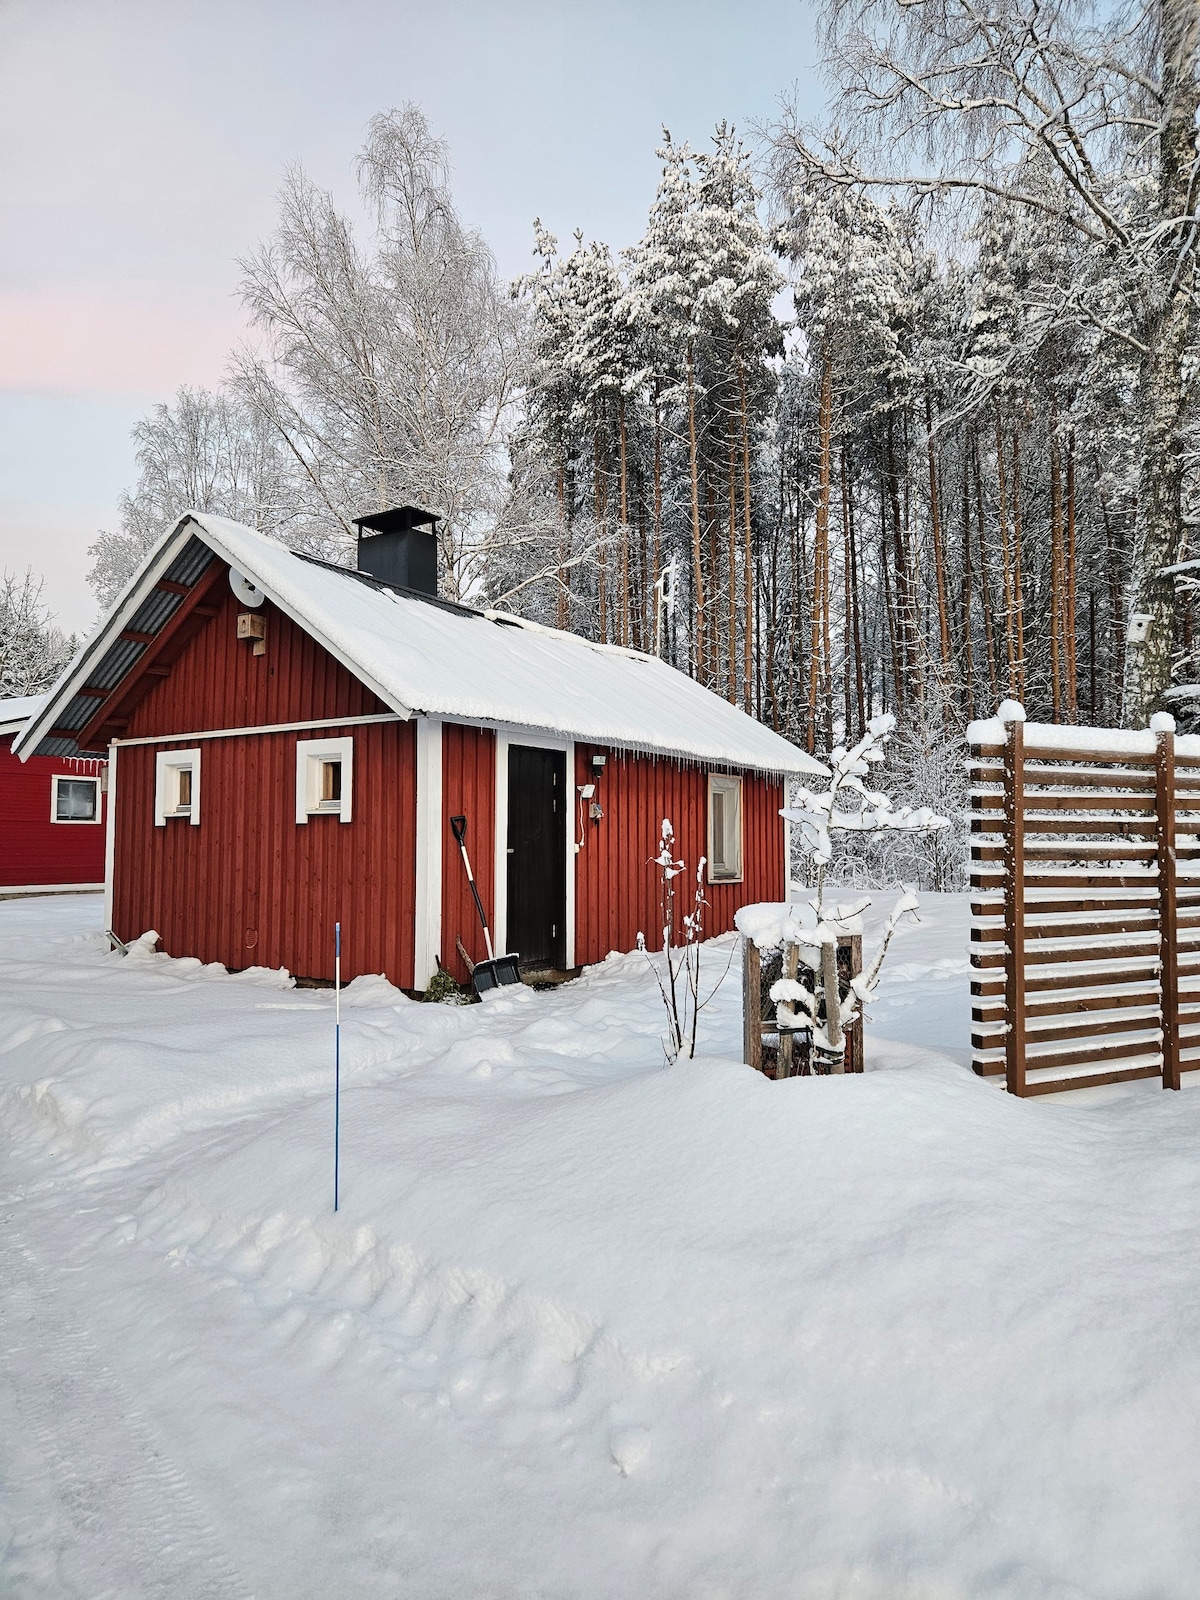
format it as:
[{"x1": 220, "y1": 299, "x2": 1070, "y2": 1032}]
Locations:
[
  {"x1": 494, "y1": 731, "x2": 575, "y2": 970},
  {"x1": 103, "y1": 741, "x2": 117, "y2": 931},
  {"x1": 414, "y1": 717, "x2": 443, "y2": 990}
]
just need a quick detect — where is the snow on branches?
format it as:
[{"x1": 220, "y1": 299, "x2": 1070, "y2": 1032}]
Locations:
[
  {"x1": 782, "y1": 714, "x2": 949, "y2": 882},
  {"x1": 745, "y1": 713, "x2": 949, "y2": 1071},
  {"x1": 638, "y1": 818, "x2": 734, "y2": 1064}
]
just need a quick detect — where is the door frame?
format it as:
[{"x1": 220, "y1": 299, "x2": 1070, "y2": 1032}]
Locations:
[{"x1": 494, "y1": 731, "x2": 575, "y2": 969}]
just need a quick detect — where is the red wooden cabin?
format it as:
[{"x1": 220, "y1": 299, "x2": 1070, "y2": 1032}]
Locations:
[
  {"x1": 18, "y1": 510, "x2": 823, "y2": 986},
  {"x1": 0, "y1": 695, "x2": 106, "y2": 894}
]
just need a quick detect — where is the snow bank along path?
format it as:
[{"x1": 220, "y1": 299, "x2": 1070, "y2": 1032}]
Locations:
[{"x1": 3, "y1": 893, "x2": 1200, "y2": 1597}]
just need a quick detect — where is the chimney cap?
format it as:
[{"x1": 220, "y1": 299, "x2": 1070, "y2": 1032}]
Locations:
[{"x1": 352, "y1": 505, "x2": 442, "y2": 537}]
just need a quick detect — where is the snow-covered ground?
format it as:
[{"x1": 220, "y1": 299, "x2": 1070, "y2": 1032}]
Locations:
[{"x1": 2, "y1": 891, "x2": 1199, "y2": 1598}]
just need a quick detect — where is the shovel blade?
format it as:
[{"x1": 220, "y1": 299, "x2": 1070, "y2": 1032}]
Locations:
[{"x1": 471, "y1": 954, "x2": 522, "y2": 994}]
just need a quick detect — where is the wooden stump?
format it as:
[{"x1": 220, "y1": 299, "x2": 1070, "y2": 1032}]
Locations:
[{"x1": 742, "y1": 933, "x2": 863, "y2": 1078}]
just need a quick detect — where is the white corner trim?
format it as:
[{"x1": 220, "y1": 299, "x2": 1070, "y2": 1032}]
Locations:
[
  {"x1": 104, "y1": 742, "x2": 117, "y2": 930},
  {"x1": 154, "y1": 747, "x2": 201, "y2": 826},
  {"x1": 414, "y1": 718, "x2": 443, "y2": 990},
  {"x1": 494, "y1": 731, "x2": 575, "y2": 970},
  {"x1": 295, "y1": 735, "x2": 354, "y2": 824}
]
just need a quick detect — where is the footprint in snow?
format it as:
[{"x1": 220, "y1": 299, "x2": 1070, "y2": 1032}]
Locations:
[{"x1": 609, "y1": 1425, "x2": 652, "y2": 1476}]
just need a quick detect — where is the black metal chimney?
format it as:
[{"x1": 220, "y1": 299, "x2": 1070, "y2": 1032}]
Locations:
[{"x1": 352, "y1": 506, "x2": 440, "y2": 596}]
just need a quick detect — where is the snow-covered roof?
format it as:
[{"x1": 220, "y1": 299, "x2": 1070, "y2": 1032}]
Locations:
[
  {"x1": 0, "y1": 694, "x2": 45, "y2": 736},
  {"x1": 18, "y1": 514, "x2": 824, "y2": 778}
]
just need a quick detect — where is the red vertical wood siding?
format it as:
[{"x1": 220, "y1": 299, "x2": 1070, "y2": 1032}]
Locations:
[
  {"x1": 125, "y1": 584, "x2": 387, "y2": 738},
  {"x1": 440, "y1": 724, "x2": 497, "y2": 981},
  {"x1": 113, "y1": 720, "x2": 417, "y2": 983},
  {"x1": 0, "y1": 736, "x2": 107, "y2": 887},
  {"x1": 113, "y1": 567, "x2": 415, "y2": 983},
  {"x1": 573, "y1": 745, "x2": 784, "y2": 967}
]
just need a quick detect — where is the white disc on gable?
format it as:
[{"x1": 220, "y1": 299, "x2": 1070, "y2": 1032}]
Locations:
[{"x1": 229, "y1": 568, "x2": 265, "y2": 608}]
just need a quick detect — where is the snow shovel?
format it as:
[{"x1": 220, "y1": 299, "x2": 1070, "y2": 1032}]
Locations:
[{"x1": 449, "y1": 814, "x2": 522, "y2": 994}]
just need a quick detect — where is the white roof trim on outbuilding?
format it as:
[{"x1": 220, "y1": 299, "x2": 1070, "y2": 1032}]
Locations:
[
  {"x1": 18, "y1": 513, "x2": 826, "y2": 779},
  {"x1": 0, "y1": 694, "x2": 45, "y2": 737}
]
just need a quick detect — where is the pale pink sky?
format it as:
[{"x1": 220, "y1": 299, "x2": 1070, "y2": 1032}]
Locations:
[{"x1": 0, "y1": 0, "x2": 820, "y2": 634}]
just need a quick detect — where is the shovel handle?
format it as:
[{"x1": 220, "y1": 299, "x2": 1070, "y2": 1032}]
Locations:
[{"x1": 450, "y1": 813, "x2": 496, "y2": 962}]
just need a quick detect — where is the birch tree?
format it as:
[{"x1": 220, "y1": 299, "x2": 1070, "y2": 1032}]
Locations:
[
  {"x1": 0, "y1": 572, "x2": 74, "y2": 696},
  {"x1": 234, "y1": 104, "x2": 526, "y2": 600},
  {"x1": 87, "y1": 386, "x2": 293, "y2": 608}
]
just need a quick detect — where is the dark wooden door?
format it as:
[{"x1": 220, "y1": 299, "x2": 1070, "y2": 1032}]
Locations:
[{"x1": 506, "y1": 745, "x2": 566, "y2": 970}]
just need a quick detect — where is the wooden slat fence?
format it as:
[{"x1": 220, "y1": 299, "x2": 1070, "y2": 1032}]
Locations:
[{"x1": 969, "y1": 714, "x2": 1200, "y2": 1095}]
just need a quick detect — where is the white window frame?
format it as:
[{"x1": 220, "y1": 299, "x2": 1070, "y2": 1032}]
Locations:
[
  {"x1": 155, "y1": 748, "x2": 201, "y2": 826},
  {"x1": 707, "y1": 772, "x2": 744, "y2": 884},
  {"x1": 50, "y1": 773, "x2": 101, "y2": 825},
  {"x1": 296, "y1": 735, "x2": 353, "y2": 824}
]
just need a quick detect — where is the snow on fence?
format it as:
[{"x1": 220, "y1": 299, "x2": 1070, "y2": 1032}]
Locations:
[{"x1": 968, "y1": 706, "x2": 1200, "y2": 1096}]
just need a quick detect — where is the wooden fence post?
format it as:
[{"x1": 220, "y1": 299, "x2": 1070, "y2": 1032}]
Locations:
[
  {"x1": 742, "y1": 938, "x2": 762, "y2": 1072},
  {"x1": 1156, "y1": 725, "x2": 1181, "y2": 1091},
  {"x1": 1004, "y1": 716, "x2": 1026, "y2": 1096},
  {"x1": 777, "y1": 941, "x2": 799, "y2": 1079}
]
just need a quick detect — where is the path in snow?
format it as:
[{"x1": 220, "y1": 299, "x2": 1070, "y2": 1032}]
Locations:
[{"x1": 0, "y1": 1200, "x2": 249, "y2": 1600}]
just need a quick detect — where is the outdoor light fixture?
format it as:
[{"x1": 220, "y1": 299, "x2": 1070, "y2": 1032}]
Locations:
[{"x1": 592, "y1": 754, "x2": 607, "y2": 772}]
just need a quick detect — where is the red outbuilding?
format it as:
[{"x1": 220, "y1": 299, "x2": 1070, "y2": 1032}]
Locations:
[
  {"x1": 0, "y1": 695, "x2": 106, "y2": 895},
  {"x1": 17, "y1": 510, "x2": 823, "y2": 987}
]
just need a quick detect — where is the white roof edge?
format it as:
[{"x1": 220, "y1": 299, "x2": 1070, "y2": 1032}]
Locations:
[
  {"x1": 428, "y1": 709, "x2": 812, "y2": 776},
  {"x1": 14, "y1": 518, "x2": 201, "y2": 761}
]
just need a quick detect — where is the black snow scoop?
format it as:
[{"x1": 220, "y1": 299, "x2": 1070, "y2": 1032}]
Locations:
[{"x1": 449, "y1": 815, "x2": 522, "y2": 994}]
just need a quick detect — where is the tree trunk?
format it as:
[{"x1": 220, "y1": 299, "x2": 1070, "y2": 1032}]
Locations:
[
  {"x1": 653, "y1": 379, "x2": 664, "y2": 658},
  {"x1": 994, "y1": 407, "x2": 1015, "y2": 695},
  {"x1": 961, "y1": 444, "x2": 974, "y2": 722},
  {"x1": 1121, "y1": 0, "x2": 1200, "y2": 725},
  {"x1": 593, "y1": 417, "x2": 607, "y2": 643},
  {"x1": 686, "y1": 345, "x2": 705, "y2": 681},
  {"x1": 1066, "y1": 430, "x2": 1078, "y2": 719},
  {"x1": 974, "y1": 429, "x2": 999, "y2": 708},
  {"x1": 847, "y1": 459, "x2": 866, "y2": 733},
  {"x1": 618, "y1": 394, "x2": 630, "y2": 649},
  {"x1": 925, "y1": 384, "x2": 951, "y2": 674},
  {"x1": 736, "y1": 349, "x2": 755, "y2": 714},
  {"x1": 1011, "y1": 424, "x2": 1026, "y2": 702},
  {"x1": 727, "y1": 427, "x2": 739, "y2": 703},
  {"x1": 808, "y1": 352, "x2": 834, "y2": 753},
  {"x1": 556, "y1": 442, "x2": 569, "y2": 630},
  {"x1": 886, "y1": 407, "x2": 908, "y2": 712},
  {"x1": 1050, "y1": 409, "x2": 1064, "y2": 721}
]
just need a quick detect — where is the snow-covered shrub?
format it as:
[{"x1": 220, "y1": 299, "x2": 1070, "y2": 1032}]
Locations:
[
  {"x1": 792, "y1": 702, "x2": 968, "y2": 893},
  {"x1": 769, "y1": 714, "x2": 950, "y2": 1070},
  {"x1": 637, "y1": 819, "x2": 734, "y2": 1063}
]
